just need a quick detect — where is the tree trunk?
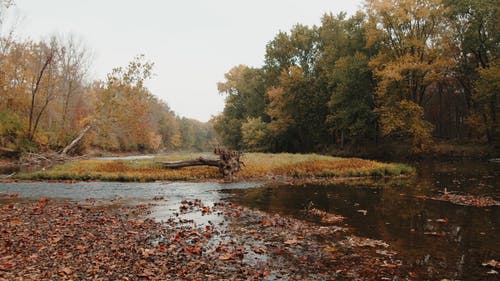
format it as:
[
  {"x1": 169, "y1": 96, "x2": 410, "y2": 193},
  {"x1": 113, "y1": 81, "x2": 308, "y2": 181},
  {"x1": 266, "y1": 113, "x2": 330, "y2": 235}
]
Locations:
[
  {"x1": 159, "y1": 148, "x2": 244, "y2": 181},
  {"x1": 60, "y1": 124, "x2": 91, "y2": 155},
  {"x1": 160, "y1": 157, "x2": 220, "y2": 169}
]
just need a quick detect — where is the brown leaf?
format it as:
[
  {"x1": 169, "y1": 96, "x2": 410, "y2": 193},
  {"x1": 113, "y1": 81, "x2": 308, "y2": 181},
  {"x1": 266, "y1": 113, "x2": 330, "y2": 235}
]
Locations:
[
  {"x1": 9, "y1": 219, "x2": 22, "y2": 227},
  {"x1": 60, "y1": 267, "x2": 72, "y2": 275},
  {"x1": 323, "y1": 247, "x2": 337, "y2": 252},
  {"x1": 218, "y1": 253, "x2": 233, "y2": 261},
  {"x1": 0, "y1": 261, "x2": 15, "y2": 271},
  {"x1": 137, "y1": 269, "x2": 154, "y2": 277},
  {"x1": 252, "y1": 247, "x2": 266, "y2": 254}
]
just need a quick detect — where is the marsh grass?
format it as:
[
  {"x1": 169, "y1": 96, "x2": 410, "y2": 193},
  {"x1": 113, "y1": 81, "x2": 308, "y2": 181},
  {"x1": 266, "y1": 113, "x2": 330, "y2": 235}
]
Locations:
[{"x1": 17, "y1": 152, "x2": 415, "y2": 182}]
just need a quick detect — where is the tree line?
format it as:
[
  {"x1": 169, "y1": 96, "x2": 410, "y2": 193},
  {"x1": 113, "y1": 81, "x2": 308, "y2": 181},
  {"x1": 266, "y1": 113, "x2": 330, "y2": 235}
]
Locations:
[
  {"x1": 0, "y1": 3, "x2": 217, "y2": 154},
  {"x1": 214, "y1": 0, "x2": 499, "y2": 153}
]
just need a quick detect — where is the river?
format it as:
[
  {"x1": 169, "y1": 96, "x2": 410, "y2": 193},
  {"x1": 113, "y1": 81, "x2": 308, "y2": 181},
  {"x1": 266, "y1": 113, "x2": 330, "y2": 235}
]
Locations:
[{"x1": 0, "y1": 158, "x2": 498, "y2": 279}]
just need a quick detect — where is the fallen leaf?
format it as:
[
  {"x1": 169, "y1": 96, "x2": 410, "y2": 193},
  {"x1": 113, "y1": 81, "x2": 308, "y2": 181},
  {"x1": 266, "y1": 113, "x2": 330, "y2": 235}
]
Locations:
[
  {"x1": 219, "y1": 253, "x2": 233, "y2": 261},
  {"x1": 357, "y1": 209, "x2": 368, "y2": 216},
  {"x1": 60, "y1": 267, "x2": 72, "y2": 275},
  {"x1": 482, "y1": 259, "x2": 500, "y2": 268},
  {"x1": 0, "y1": 261, "x2": 15, "y2": 271},
  {"x1": 323, "y1": 247, "x2": 337, "y2": 252},
  {"x1": 252, "y1": 247, "x2": 266, "y2": 254},
  {"x1": 9, "y1": 219, "x2": 22, "y2": 227}
]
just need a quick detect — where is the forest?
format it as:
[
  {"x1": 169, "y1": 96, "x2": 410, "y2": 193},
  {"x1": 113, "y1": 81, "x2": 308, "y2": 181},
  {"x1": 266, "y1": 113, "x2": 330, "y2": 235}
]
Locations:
[
  {"x1": 0, "y1": 6, "x2": 217, "y2": 155},
  {"x1": 214, "y1": 0, "x2": 499, "y2": 156},
  {"x1": 1, "y1": 0, "x2": 498, "y2": 158}
]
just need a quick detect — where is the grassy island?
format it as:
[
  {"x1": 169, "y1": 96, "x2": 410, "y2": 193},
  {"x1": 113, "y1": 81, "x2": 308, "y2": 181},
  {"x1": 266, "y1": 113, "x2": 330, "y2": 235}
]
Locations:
[{"x1": 17, "y1": 153, "x2": 414, "y2": 182}]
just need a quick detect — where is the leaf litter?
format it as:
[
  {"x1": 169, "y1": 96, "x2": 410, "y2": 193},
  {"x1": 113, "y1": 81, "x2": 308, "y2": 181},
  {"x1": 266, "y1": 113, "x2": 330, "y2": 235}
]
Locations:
[{"x1": 0, "y1": 195, "x2": 413, "y2": 280}]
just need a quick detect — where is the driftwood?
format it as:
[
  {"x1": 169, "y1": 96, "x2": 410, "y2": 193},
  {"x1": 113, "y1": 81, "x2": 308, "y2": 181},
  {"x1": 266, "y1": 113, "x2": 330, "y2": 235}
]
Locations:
[
  {"x1": 17, "y1": 152, "x2": 70, "y2": 168},
  {"x1": 159, "y1": 148, "x2": 244, "y2": 181}
]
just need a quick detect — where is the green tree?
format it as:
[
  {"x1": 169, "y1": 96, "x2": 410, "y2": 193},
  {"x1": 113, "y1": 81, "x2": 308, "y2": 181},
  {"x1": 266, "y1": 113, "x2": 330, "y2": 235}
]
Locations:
[
  {"x1": 327, "y1": 53, "x2": 376, "y2": 147},
  {"x1": 215, "y1": 65, "x2": 267, "y2": 149},
  {"x1": 264, "y1": 24, "x2": 329, "y2": 152},
  {"x1": 316, "y1": 12, "x2": 373, "y2": 148}
]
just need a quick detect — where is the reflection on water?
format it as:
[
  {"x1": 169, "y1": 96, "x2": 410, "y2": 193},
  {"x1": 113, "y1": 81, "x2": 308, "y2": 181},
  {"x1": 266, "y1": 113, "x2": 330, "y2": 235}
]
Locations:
[
  {"x1": 0, "y1": 181, "x2": 262, "y2": 226},
  {"x1": 226, "y1": 159, "x2": 499, "y2": 280}
]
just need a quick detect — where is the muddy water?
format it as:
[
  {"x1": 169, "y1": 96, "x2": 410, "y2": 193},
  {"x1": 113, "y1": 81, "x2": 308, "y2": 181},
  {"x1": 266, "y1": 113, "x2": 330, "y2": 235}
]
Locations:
[
  {"x1": 227, "y1": 159, "x2": 499, "y2": 280},
  {"x1": 0, "y1": 159, "x2": 498, "y2": 279}
]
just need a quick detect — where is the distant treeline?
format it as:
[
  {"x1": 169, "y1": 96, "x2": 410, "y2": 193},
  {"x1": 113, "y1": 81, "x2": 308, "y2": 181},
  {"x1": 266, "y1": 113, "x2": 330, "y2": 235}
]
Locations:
[
  {"x1": 214, "y1": 0, "x2": 499, "y2": 153},
  {"x1": 0, "y1": 3, "x2": 217, "y2": 154}
]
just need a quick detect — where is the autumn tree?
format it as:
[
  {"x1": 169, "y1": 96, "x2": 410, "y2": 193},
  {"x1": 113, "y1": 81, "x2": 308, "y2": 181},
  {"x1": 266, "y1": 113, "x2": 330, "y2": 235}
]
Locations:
[
  {"x1": 56, "y1": 35, "x2": 91, "y2": 145},
  {"x1": 241, "y1": 117, "x2": 268, "y2": 151},
  {"x1": 91, "y1": 55, "x2": 160, "y2": 151},
  {"x1": 365, "y1": 0, "x2": 454, "y2": 151},
  {"x1": 444, "y1": 0, "x2": 499, "y2": 142},
  {"x1": 264, "y1": 24, "x2": 331, "y2": 152},
  {"x1": 214, "y1": 65, "x2": 267, "y2": 149},
  {"x1": 266, "y1": 66, "x2": 321, "y2": 152},
  {"x1": 469, "y1": 59, "x2": 500, "y2": 143}
]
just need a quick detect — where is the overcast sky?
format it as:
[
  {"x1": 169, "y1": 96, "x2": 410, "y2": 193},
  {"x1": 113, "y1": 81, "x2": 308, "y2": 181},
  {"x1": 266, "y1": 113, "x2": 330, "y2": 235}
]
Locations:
[{"x1": 7, "y1": 0, "x2": 363, "y2": 122}]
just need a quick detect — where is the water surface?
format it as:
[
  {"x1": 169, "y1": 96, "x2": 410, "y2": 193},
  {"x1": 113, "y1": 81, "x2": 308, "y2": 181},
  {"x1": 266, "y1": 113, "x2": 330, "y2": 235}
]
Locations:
[{"x1": 227, "y1": 159, "x2": 499, "y2": 279}]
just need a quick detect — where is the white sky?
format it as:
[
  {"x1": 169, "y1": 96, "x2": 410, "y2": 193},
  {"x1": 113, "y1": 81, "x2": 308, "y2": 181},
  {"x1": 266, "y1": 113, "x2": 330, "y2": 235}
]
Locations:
[{"x1": 7, "y1": 0, "x2": 363, "y2": 122}]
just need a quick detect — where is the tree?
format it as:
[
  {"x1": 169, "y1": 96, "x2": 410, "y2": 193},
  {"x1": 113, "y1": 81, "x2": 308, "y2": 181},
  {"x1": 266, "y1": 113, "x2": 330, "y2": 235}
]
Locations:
[
  {"x1": 56, "y1": 35, "x2": 91, "y2": 144},
  {"x1": 264, "y1": 24, "x2": 319, "y2": 84},
  {"x1": 215, "y1": 65, "x2": 267, "y2": 149},
  {"x1": 327, "y1": 53, "x2": 376, "y2": 147},
  {"x1": 444, "y1": 0, "x2": 499, "y2": 141},
  {"x1": 365, "y1": 0, "x2": 453, "y2": 150},
  {"x1": 469, "y1": 59, "x2": 500, "y2": 143},
  {"x1": 92, "y1": 55, "x2": 157, "y2": 151},
  {"x1": 241, "y1": 117, "x2": 268, "y2": 151},
  {"x1": 27, "y1": 41, "x2": 57, "y2": 143},
  {"x1": 264, "y1": 25, "x2": 329, "y2": 152},
  {"x1": 316, "y1": 12, "x2": 374, "y2": 147},
  {"x1": 267, "y1": 66, "x2": 319, "y2": 152}
]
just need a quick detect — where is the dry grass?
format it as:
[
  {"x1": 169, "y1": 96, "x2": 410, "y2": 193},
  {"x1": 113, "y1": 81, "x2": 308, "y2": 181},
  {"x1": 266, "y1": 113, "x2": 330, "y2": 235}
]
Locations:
[{"x1": 17, "y1": 152, "x2": 414, "y2": 182}]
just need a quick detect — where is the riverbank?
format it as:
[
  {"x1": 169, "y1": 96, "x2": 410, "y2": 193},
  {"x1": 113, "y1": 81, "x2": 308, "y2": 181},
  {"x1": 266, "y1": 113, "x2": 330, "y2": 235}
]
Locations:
[
  {"x1": 327, "y1": 141, "x2": 498, "y2": 160},
  {"x1": 0, "y1": 197, "x2": 409, "y2": 280},
  {"x1": 13, "y1": 153, "x2": 415, "y2": 182}
]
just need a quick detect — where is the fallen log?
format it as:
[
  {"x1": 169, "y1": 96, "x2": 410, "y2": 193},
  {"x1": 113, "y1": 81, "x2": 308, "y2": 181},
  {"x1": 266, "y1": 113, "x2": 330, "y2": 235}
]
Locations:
[
  {"x1": 160, "y1": 157, "x2": 220, "y2": 169},
  {"x1": 159, "y1": 148, "x2": 244, "y2": 181},
  {"x1": 60, "y1": 124, "x2": 92, "y2": 156}
]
